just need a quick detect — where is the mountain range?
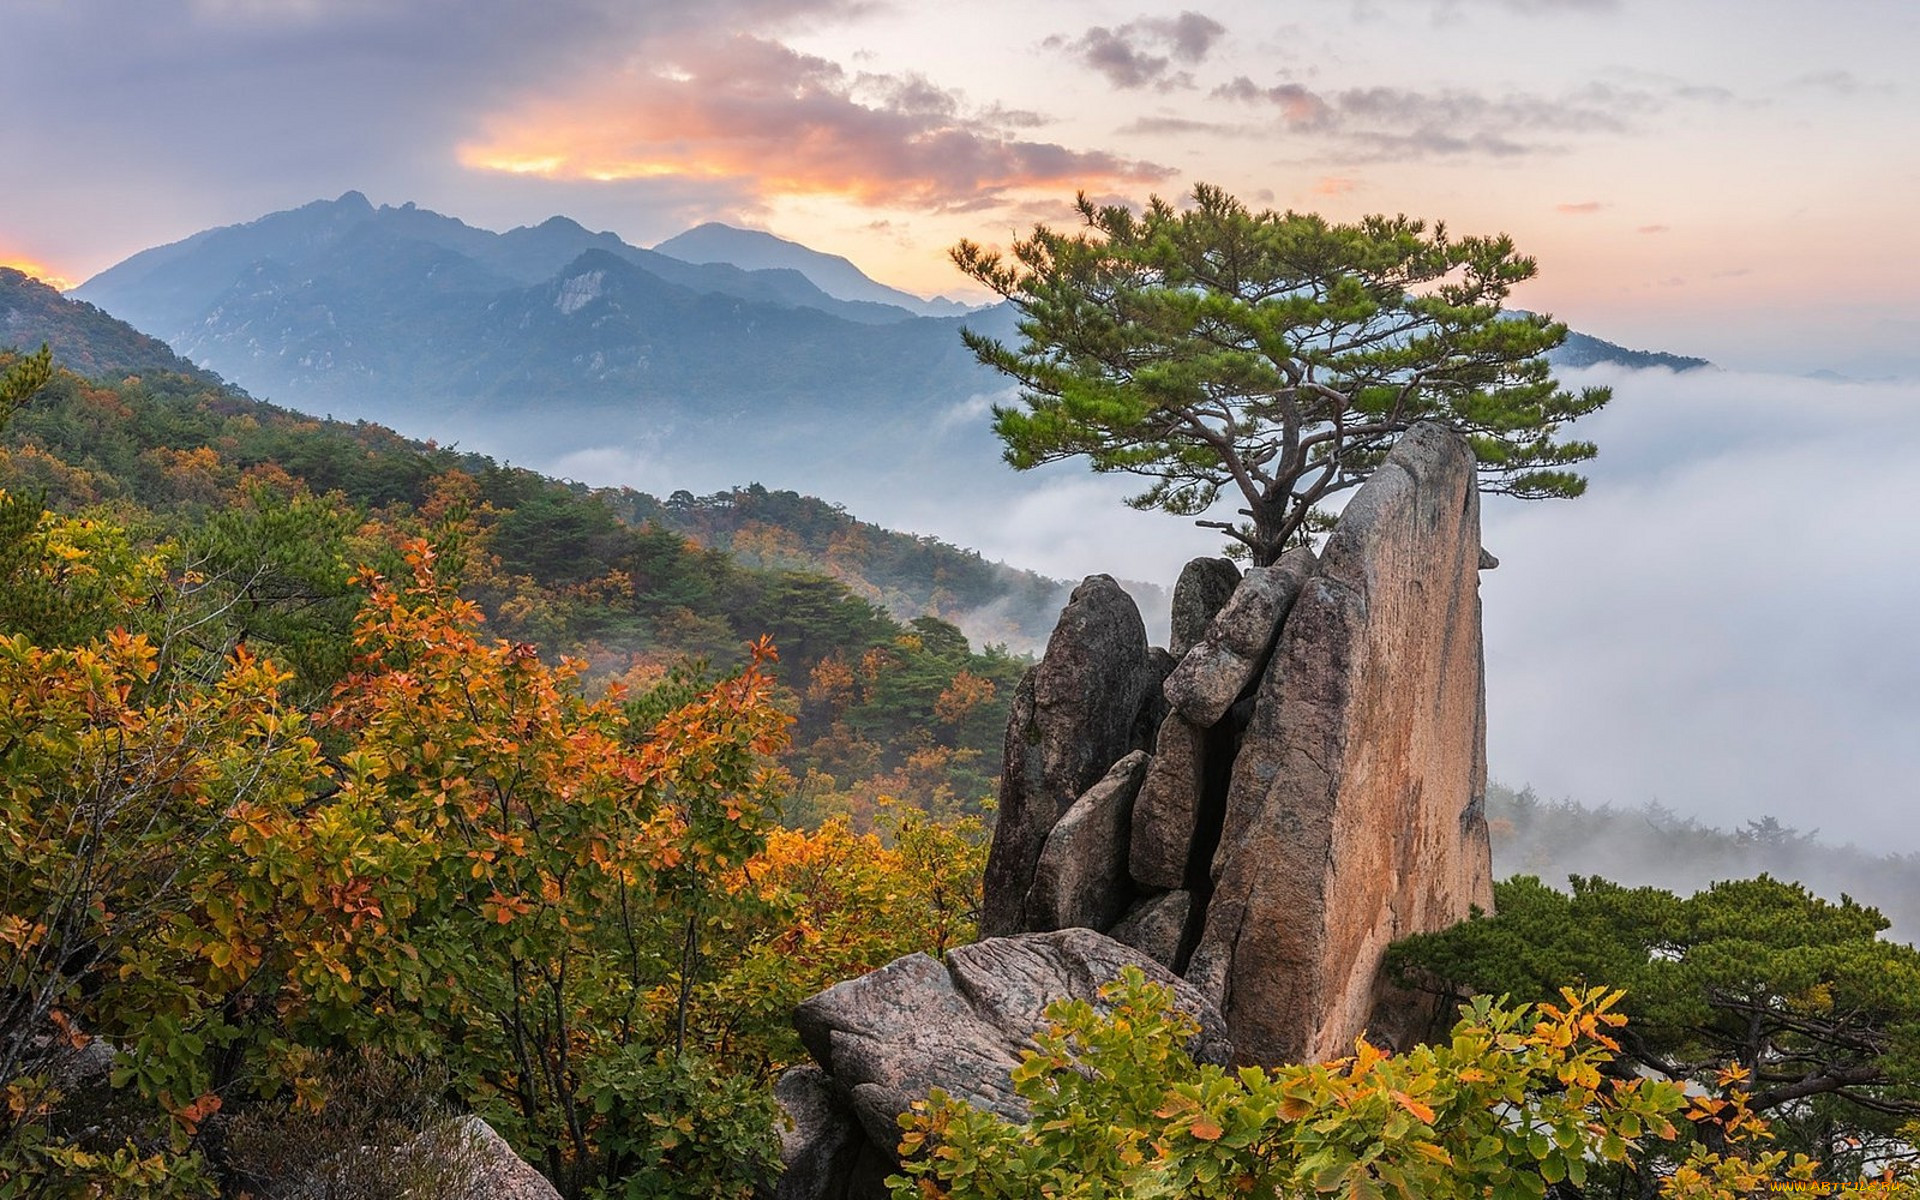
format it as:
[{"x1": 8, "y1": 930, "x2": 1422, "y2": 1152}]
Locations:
[
  {"x1": 652, "y1": 222, "x2": 978, "y2": 318},
  {"x1": 73, "y1": 193, "x2": 1014, "y2": 430},
  {"x1": 69, "y1": 193, "x2": 1704, "y2": 443},
  {"x1": 23, "y1": 195, "x2": 1713, "y2": 600}
]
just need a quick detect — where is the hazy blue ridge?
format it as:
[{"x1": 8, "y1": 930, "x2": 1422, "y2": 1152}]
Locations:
[
  {"x1": 654, "y1": 221, "x2": 977, "y2": 317},
  {"x1": 1, "y1": 266, "x2": 232, "y2": 389}
]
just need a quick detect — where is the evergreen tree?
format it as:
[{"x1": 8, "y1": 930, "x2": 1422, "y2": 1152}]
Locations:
[{"x1": 953, "y1": 187, "x2": 1610, "y2": 563}]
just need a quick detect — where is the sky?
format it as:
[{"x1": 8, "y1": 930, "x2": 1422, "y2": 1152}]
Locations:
[
  {"x1": 2, "y1": 1, "x2": 1917, "y2": 849},
  {"x1": 2, "y1": 0, "x2": 1918, "y2": 377}
]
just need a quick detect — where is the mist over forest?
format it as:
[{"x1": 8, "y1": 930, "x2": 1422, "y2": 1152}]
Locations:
[
  {"x1": 461, "y1": 362, "x2": 1920, "y2": 856},
  {"x1": 1486, "y1": 783, "x2": 1920, "y2": 941}
]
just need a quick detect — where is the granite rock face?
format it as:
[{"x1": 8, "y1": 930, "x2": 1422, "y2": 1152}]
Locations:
[
  {"x1": 979, "y1": 576, "x2": 1157, "y2": 937},
  {"x1": 1162, "y1": 549, "x2": 1316, "y2": 729},
  {"x1": 1128, "y1": 713, "x2": 1209, "y2": 892},
  {"x1": 441, "y1": 1117, "x2": 564, "y2": 1200},
  {"x1": 1188, "y1": 422, "x2": 1496, "y2": 1064},
  {"x1": 792, "y1": 930, "x2": 1229, "y2": 1175},
  {"x1": 1169, "y1": 557, "x2": 1241, "y2": 659},
  {"x1": 1028, "y1": 751, "x2": 1152, "y2": 933},
  {"x1": 284, "y1": 1116, "x2": 561, "y2": 1200},
  {"x1": 774, "y1": 1065, "x2": 864, "y2": 1200},
  {"x1": 1108, "y1": 890, "x2": 1193, "y2": 970}
]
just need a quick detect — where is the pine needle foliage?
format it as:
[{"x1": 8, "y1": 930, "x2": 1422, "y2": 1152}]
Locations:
[{"x1": 953, "y1": 186, "x2": 1610, "y2": 564}]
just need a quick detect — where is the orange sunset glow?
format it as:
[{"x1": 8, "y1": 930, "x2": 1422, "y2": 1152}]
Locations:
[
  {"x1": 457, "y1": 34, "x2": 1165, "y2": 214},
  {"x1": 0, "y1": 254, "x2": 75, "y2": 292}
]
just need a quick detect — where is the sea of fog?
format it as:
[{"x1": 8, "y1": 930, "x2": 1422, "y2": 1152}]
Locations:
[{"x1": 447, "y1": 365, "x2": 1920, "y2": 856}]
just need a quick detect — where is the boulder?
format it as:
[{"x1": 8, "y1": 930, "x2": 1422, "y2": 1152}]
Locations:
[
  {"x1": 1128, "y1": 713, "x2": 1209, "y2": 891},
  {"x1": 1163, "y1": 549, "x2": 1316, "y2": 728},
  {"x1": 439, "y1": 1117, "x2": 564, "y2": 1200},
  {"x1": 774, "y1": 1065, "x2": 863, "y2": 1200},
  {"x1": 285, "y1": 1115, "x2": 561, "y2": 1200},
  {"x1": 793, "y1": 930, "x2": 1230, "y2": 1160},
  {"x1": 1028, "y1": 750, "x2": 1151, "y2": 932},
  {"x1": 1188, "y1": 422, "x2": 1496, "y2": 1065},
  {"x1": 1108, "y1": 891, "x2": 1192, "y2": 971},
  {"x1": 1132, "y1": 646, "x2": 1177, "y2": 752},
  {"x1": 1169, "y1": 557, "x2": 1241, "y2": 659},
  {"x1": 979, "y1": 577, "x2": 1156, "y2": 936}
]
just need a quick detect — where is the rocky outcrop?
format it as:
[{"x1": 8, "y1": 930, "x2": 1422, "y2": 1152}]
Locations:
[
  {"x1": 972, "y1": 421, "x2": 1495, "y2": 1066},
  {"x1": 788, "y1": 929, "x2": 1228, "y2": 1192},
  {"x1": 282, "y1": 1115, "x2": 561, "y2": 1200},
  {"x1": 1109, "y1": 890, "x2": 1192, "y2": 970},
  {"x1": 1028, "y1": 751, "x2": 1151, "y2": 932},
  {"x1": 1162, "y1": 548, "x2": 1316, "y2": 729},
  {"x1": 978, "y1": 577, "x2": 1159, "y2": 937},
  {"x1": 774, "y1": 1066, "x2": 865, "y2": 1200},
  {"x1": 1169, "y1": 557, "x2": 1241, "y2": 659},
  {"x1": 1128, "y1": 714, "x2": 1210, "y2": 892},
  {"x1": 1188, "y1": 422, "x2": 1495, "y2": 1063},
  {"x1": 439, "y1": 1117, "x2": 564, "y2": 1200},
  {"x1": 782, "y1": 421, "x2": 1498, "y2": 1197}
]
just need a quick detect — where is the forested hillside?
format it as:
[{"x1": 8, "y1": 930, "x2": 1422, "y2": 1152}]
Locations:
[
  {"x1": 0, "y1": 268, "x2": 228, "y2": 388},
  {"x1": 615, "y1": 484, "x2": 1071, "y2": 646},
  {"x1": 0, "y1": 340, "x2": 1008, "y2": 1195},
  {"x1": 0, "y1": 353, "x2": 1026, "y2": 828}
]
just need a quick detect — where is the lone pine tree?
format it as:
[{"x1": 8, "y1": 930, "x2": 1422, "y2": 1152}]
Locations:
[{"x1": 953, "y1": 186, "x2": 1610, "y2": 565}]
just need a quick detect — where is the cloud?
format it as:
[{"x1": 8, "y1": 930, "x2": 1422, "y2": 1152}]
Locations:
[
  {"x1": 1556, "y1": 201, "x2": 1604, "y2": 214},
  {"x1": 459, "y1": 34, "x2": 1171, "y2": 210},
  {"x1": 1482, "y1": 366, "x2": 1920, "y2": 851},
  {"x1": 1636, "y1": 224, "x2": 1670, "y2": 234},
  {"x1": 0, "y1": 0, "x2": 870, "y2": 271},
  {"x1": 1359, "y1": 0, "x2": 1617, "y2": 12},
  {"x1": 1116, "y1": 115, "x2": 1249, "y2": 137},
  {"x1": 0, "y1": 253, "x2": 75, "y2": 291},
  {"x1": 1212, "y1": 78, "x2": 1333, "y2": 126},
  {"x1": 1786, "y1": 69, "x2": 1894, "y2": 97},
  {"x1": 1475, "y1": 0, "x2": 1616, "y2": 9},
  {"x1": 1047, "y1": 11, "x2": 1228, "y2": 91},
  {"x1": 1209, "y1": 75, "x2": 1647, "y2": 158},
  {"x1": 1313, "y1": 176, "x2": 1360, "y2": 196}
]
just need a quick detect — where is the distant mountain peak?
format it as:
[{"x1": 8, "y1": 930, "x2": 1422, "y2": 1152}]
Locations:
[{"x1": 653, "y1": 222, "x2": 976, "y2": 319}]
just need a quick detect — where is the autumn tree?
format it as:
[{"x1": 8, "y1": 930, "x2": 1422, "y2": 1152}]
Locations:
[
  {"x1": 0, "y1": 523, "x2": 803, "y2": 1197},
  {"x1": 952, "y1": 186, "x2": 1610, "y2": 564}
]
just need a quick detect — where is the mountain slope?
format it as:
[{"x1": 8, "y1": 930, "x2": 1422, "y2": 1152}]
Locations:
[
  {"x1": 654, "y1": 222, "x2": 975, "y2": 317},
  {"x1": 1, "y1": 266, "x2": 229, "y2": 388}
]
